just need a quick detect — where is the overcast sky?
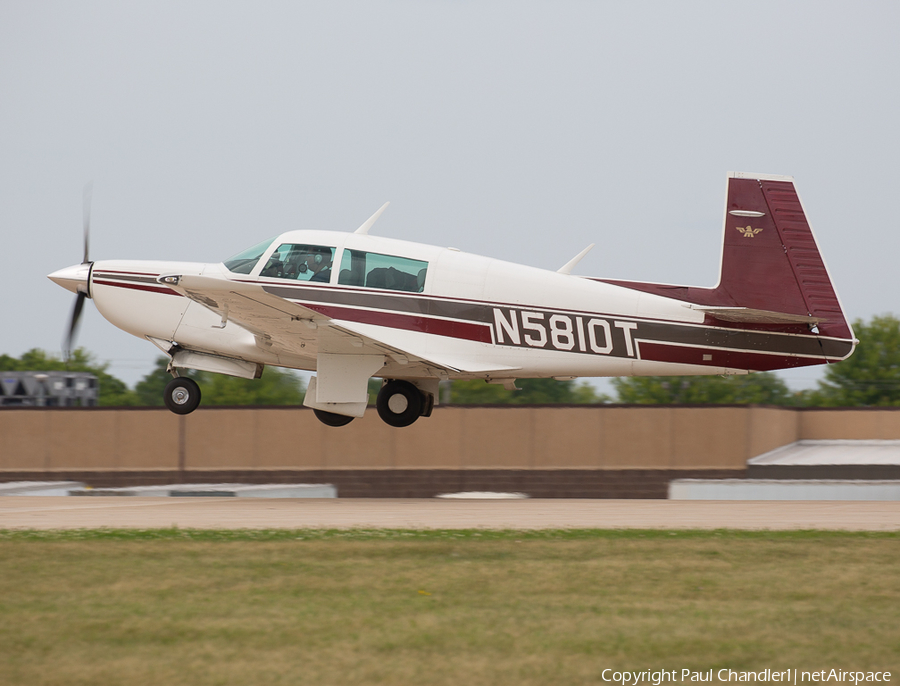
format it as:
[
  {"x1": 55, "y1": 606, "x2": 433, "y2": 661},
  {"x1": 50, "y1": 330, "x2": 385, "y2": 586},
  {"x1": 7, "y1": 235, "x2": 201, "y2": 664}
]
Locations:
[{"x1": 2, "y1": 1, "x2": 898, "y2": 392}]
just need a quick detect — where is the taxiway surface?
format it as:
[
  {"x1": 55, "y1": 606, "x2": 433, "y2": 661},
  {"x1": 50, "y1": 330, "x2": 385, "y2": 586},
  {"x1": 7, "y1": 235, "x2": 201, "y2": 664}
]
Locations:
[{"x1": 2, "y1": 497, "x2": 899, "y2": 530}]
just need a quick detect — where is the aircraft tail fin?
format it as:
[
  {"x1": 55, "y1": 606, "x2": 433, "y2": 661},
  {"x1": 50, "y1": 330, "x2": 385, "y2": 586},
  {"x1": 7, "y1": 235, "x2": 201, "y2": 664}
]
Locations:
[{"x1": 600, "y1": 172, "x2": 853, "y2": 343}]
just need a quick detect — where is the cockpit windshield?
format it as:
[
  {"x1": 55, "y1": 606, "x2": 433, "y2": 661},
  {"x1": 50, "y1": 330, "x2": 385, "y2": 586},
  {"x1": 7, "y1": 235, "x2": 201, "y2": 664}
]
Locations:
[{"x1": 223, "y1": 238, "x2": 275, "y2": 274}]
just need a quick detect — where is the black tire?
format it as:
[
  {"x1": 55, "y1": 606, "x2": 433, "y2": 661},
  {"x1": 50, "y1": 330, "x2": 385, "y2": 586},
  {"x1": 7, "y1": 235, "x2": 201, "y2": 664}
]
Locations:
[
  {"x1": 376, "y1": 380, "x2": 423, "y2": 428},
  {"x1": 164, "y1": 377, "x2": 201, "y2": 415},
  {"x1": 313, "y1": 409, "x2": 354, "y2": 427}
]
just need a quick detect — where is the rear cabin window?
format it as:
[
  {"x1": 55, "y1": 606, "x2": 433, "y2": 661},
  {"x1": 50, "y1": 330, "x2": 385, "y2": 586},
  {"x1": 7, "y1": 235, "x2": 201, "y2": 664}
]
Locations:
[
  {"x1": 338, "y1": 250, "x2": 427, "y2": 293},
  {"x1": 260, "y1": 244, "x2": 335, "y2": 283}
]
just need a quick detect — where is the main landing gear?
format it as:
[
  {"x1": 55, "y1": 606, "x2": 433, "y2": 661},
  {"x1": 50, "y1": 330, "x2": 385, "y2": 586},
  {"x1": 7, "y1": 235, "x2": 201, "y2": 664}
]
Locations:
[
  {"x1": 309, "y1": 379, "x2": 435, "y2": 428},
  {"x1": 375, "y1": 380, "x2": 434, "y2": 428},
  {"x1": 313, "y1": 409, "x2": 354, "y2": 427}
]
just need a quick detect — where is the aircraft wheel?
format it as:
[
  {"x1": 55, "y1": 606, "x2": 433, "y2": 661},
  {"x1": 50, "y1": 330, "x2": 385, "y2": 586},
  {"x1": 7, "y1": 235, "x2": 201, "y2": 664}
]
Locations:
[
  {"x1": 164, "y1": 377, "x2": 201, "y2": 415},
  {"x1": 376, "y1": 380, "x2": 423, "y2": 428},
  {"x1": 313, "y1": 409, "x2": 354, "y2": 427}
]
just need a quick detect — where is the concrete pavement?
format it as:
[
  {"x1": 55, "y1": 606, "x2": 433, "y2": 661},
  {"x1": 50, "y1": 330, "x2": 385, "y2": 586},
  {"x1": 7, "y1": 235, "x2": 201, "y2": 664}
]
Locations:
[{"x1": 2, "y1": 496, "x2": 900, "y2": 530}]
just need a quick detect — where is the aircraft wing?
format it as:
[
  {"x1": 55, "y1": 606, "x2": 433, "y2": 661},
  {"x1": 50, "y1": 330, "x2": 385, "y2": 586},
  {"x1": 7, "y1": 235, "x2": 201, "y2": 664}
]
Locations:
[
  {"x1": 160, "y1": 274, "x2": 518, "y2": 375},
  {"x1": 326, "y1": 318, "x2": 520, "y2": 374}
]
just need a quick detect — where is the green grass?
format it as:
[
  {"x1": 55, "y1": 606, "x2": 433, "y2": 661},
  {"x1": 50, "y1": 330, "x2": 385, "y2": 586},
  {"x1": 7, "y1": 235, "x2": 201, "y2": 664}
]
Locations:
[{"x1": 0, "y1": 529, "x2": 897, "y2": 685}]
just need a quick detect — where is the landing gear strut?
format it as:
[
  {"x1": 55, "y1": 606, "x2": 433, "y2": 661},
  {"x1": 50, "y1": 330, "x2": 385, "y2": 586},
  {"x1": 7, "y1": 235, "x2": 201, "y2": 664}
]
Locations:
[{"x1": 164, "y1": 377, "x2": 201, "y2": 415}]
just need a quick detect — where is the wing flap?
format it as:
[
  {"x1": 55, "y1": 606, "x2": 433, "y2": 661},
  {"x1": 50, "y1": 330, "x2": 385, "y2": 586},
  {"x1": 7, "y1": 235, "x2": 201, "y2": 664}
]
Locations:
[{"x1": 330, "y1": 318, "x2": 521, "y2": 374}]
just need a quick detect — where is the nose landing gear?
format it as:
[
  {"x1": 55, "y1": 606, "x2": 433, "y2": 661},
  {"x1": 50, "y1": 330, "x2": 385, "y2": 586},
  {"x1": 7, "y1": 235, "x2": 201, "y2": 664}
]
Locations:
[{"x1": 164, "y1": 377, "x2": 202, "y2": 415}]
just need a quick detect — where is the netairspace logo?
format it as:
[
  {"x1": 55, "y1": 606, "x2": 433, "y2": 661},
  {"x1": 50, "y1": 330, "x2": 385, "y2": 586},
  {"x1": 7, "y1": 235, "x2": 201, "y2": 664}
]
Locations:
[{"x1": 600, "y1": 670, "x2": 892, "y2": 686}]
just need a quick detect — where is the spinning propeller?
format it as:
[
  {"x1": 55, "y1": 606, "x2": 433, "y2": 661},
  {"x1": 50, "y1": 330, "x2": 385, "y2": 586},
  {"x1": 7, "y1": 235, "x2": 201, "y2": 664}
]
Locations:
[{"x1": 49, "y1": 183, "x2": 94, "y2": 361}]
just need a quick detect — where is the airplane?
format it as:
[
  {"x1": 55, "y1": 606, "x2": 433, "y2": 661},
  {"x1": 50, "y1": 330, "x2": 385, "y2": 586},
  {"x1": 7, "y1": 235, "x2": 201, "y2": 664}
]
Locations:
[{"x1": 48, "y1": 172, "x2": 856, "y2": 427}]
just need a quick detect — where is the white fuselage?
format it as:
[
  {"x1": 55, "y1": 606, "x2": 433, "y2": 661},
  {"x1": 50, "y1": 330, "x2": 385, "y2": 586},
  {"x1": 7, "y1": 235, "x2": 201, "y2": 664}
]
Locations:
[
  {"x1": 83, "y1": 229, "x2": 726, "y2": 382},
  {"x1": 49, "y1": 225, "x2": 851, "y2": 390}
]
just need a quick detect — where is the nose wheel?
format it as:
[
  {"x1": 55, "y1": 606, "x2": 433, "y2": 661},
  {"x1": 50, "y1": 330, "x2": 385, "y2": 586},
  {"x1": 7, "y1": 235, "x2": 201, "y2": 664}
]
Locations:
[{"x1": 164, "y1": 377, "x2": 202, "y2": 415}]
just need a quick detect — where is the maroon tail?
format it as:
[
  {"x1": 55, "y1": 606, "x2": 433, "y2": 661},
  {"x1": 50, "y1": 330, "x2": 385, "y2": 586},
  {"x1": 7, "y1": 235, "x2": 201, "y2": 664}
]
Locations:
[{"x1": 600, "y1": 173, "x2": 853, "y2": 342}]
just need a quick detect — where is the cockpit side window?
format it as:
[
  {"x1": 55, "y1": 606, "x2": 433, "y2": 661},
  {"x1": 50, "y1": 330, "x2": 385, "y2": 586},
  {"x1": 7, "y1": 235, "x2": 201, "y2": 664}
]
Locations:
[
  {"x1": 338, "y1": 250, "x2": 427, "y2": 293},
  {"x1": 223, "y1": 238, "x2": 274, "y2": 274},
  {"x1": 260, "y1": 244, "x2": 336, "y2": 283}
]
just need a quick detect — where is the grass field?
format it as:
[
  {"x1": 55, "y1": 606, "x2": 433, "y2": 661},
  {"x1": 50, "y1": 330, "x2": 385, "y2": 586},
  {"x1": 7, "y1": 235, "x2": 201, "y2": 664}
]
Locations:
[{"x1": 0, "y1": 529, "x2": 897, "y2": 686}]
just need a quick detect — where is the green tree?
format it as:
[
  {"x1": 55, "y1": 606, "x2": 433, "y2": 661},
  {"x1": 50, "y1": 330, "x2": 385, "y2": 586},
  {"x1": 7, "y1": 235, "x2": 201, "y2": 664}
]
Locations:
[
  {"x1": 199, "y1": 367, "x2": 306, "y2": 406},
  {"x1": 807, "y1": 315, "x2": 900, "y2": 406},
  {"x1": 449, "y1": 378, "x2": 608, "y2": 404},
  {"x1": 611, "y1": 372, "x2": 795, "y2": 405},
  {"x1": 135, "y1": 356, "x2": 306, "y2": 406},
  {"x1": 0, "y1": 348, "x2": 138, "y2": 406}
]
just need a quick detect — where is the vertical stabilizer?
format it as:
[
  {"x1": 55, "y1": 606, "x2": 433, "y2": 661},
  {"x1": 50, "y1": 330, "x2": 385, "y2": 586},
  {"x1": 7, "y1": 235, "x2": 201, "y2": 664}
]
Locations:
[{"x1": 600, "y1": 173, "x2": 853, "y2": 342}]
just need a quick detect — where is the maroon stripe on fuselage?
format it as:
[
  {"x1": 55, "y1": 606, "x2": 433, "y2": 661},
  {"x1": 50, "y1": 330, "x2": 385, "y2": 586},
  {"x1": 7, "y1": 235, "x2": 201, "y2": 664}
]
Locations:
[
  {"x1": 93, "y1": 280, "x2": 182, "y2": 297},
  {"x1": 92, "y1": 272, "x2": 851, "y2": 360},
  {"x1": 637, "y1": 341, "x2": 834, "y2": 371},
  {"x1": 299, "y1": 303, "x2": 493, "y2": 343}
]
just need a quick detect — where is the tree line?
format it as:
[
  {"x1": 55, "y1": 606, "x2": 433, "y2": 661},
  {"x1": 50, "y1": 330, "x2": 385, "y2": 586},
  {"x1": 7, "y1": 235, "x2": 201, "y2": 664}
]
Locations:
[
  {"x1": 0, "y1": 351, "x2": 307, "y2": 407},
  {"x1": 3, "y1": 315, "x2": 898, "y2": 407}
]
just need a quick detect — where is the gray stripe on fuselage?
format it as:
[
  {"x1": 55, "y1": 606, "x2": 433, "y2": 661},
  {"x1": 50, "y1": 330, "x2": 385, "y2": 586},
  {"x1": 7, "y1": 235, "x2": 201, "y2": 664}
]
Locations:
[{"x1": 260, "y1": 282, "x2": 853, "y2": 360}]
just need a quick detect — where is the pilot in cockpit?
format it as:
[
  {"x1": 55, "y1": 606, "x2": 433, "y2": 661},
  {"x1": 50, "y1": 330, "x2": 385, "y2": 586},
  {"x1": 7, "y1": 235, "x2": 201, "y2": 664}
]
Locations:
[
  {"x1": 307, "y1": 248, "x2": 333, "y2": 282},
  {"x1": 261, "y1": 245, "x2": 333, "y2": 281}
]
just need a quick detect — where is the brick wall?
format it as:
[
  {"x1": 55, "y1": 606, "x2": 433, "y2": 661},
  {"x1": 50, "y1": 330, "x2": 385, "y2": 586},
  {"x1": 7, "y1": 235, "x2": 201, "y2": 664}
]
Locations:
[{"x1": 1, "y1": 405, "x2": 897, "y2": 497}]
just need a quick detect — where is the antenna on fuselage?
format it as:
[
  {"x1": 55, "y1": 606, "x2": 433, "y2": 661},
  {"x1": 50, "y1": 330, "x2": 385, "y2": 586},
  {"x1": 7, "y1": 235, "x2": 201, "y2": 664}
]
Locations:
[
  {"x1": 354, "y1": 202, "x2": 390, "y2": 235},
  {"x1": 557, "y1": 243, "x2": 595, "y2": 275}
]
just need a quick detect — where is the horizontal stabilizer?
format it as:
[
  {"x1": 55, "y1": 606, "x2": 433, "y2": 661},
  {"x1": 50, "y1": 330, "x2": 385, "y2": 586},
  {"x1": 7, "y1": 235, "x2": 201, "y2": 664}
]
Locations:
[{"x1": 692, "y1": 307, "x2": 826, "y2": 325}]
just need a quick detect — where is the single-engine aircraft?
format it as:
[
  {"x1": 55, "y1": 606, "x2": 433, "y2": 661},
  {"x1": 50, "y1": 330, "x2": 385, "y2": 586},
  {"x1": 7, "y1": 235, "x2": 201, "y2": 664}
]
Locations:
[{"x1": 49, "y1": 172, "x2": 855, "y2": 427}]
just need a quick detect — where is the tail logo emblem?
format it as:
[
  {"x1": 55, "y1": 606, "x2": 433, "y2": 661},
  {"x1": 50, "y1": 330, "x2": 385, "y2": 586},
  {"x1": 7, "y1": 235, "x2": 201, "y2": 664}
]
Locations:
[{"x1": 736, "y1": 225, "x2": 763, "y2": 238}]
